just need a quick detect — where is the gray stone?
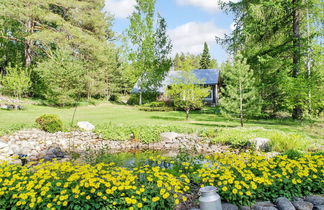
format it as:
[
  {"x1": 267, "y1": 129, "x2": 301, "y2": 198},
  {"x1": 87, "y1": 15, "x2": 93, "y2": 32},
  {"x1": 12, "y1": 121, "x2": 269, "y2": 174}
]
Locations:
[
  {"x1": 249, "y1": 137, "x2": 271, "y2": 151},
  {"x1": 292, "y1": 197, "x2": 304, "y2": 202},
  {"x1": 276, "y1": 197, "x2": 295, "y2": 210},
  {"x1": 77, "y1": 121, "x2": 95, "y2": 131},
  {"x1": 0, "y1": 142, "x2": 8, "y2": 149},
  {"x1": 292, "y1": 201, "x2": 313, "y2": 210},
  {"x1": 253, "y1": 201, "x2": 277, "y2": 210},
  {"x1": 313, "y1": 205, "x2": 324, "y2": 210},
  {"x1": 304, "y1": 196, "x2": 324, "y2": 205},
  {"x1": 160, "y1": 132, "x2": 179, "y2": 141},
  {"x1": 241, "y1": 206, "x2": 251, "y2": 210},
  {"x1": 222, "y1": 203, "x2": 239, "y2": 210},
  {"x1": 44, "y1": 147, "x2": 65, "y2": 161}
]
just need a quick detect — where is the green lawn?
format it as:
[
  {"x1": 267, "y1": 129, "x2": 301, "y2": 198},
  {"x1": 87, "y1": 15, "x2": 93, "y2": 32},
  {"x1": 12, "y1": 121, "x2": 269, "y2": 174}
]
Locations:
[{"x1": 0, "y1": 101, "x2": 323, "y2": 142}]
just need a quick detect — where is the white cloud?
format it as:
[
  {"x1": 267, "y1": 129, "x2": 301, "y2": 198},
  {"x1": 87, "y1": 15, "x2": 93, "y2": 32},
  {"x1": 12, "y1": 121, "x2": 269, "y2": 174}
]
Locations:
[
  {"x1": 168, "y1": 21, "x2": 227, "y2": 56},
  {"x1": 176, "y1": 0, "x2": 240, "y2": 13},
  {"x1": 104, "y1": 0, "x2": 136, "y2": 19}
]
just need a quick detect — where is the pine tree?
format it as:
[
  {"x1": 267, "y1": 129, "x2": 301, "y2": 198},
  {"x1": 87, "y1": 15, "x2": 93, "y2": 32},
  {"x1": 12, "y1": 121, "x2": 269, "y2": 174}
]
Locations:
[
  {"x1": 199, "y1": 42, "x2": 211, "y2": 69},
  {"x1": 220, "y1": 53, "x2": 260, "y2": 127}
]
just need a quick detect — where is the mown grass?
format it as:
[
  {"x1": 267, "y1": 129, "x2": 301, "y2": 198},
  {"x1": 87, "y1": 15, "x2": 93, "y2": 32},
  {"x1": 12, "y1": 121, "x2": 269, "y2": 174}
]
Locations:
[{"x1": 0, "y1": 101, "x2": 323, "y2": 146}]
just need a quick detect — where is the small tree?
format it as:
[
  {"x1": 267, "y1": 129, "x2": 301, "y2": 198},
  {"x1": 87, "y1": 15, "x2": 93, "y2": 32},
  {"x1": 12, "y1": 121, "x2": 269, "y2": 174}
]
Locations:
[
  {"x1": 166, "y1": 71, "x2": 209, "y2": 120},
  {"x1": 0, "y1": 65, "x2": 31, "y2": 99},
  {"x1": 219, "y1": 53, "x2": 260, "y2": 127},
  {"x1": 199, "y1": 42, "x2": 211, "y2": 69}
]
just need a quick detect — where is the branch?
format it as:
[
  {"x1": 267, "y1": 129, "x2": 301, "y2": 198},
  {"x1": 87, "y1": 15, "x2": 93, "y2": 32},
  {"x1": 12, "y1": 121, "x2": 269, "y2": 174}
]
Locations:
[{"x1": 0, "y1": 36, "x2": 24, "y2": 43}]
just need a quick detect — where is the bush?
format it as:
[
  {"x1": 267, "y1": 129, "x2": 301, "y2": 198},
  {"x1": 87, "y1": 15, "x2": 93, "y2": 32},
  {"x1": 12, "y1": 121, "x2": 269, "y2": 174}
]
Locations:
[
  {"x1": 143, "y1": 101, "x2": 166, "y2": 107},
  {"x1": 127, "y1": 92, "x2": 160, "y2": 105},
  {"x1": 109, "y1": 94, "x2": 120, "y2": 102},
  {"x1": 35, "y1": 114, "x2": 63, "y2": 133}
]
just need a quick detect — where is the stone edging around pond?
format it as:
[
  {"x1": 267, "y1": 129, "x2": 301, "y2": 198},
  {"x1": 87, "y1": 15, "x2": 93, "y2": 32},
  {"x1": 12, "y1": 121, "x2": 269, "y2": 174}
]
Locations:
[
  {"x1": 217, "y1": 195, "x2": 324, "y2": 210},
  {"x1": 0, "y1": 129, "x2": 230, "y2": 163}
]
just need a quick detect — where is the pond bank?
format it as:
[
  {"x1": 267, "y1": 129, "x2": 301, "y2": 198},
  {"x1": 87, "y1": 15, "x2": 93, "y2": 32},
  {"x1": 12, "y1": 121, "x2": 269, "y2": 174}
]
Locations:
[{"x1": 0, "y1": 129, "x2": 229, "y2": 163}]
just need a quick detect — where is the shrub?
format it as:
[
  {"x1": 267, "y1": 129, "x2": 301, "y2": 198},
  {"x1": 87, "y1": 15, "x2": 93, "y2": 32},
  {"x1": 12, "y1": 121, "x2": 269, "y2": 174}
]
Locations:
[
  {"x1": 127, "y1": 92, "x2": 160, "y2": 105},
  {"x1": 35, "y1": 114, "x2": 63, "y2": 133},
  {"x1": 143, "y1": 101, "x2": 166, "y2": 107}
]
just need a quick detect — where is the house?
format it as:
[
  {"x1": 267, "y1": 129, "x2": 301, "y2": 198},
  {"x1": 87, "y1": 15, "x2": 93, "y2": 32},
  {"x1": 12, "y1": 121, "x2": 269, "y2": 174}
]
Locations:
[{"x1": 132, "y1": 69, "x2": 220, "y2": 105}]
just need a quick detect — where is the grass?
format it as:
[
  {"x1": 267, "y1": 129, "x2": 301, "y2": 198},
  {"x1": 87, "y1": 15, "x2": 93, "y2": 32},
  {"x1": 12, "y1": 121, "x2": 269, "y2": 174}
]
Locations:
[{"x1": 0, "y1": 100, "x2": 323, "y2": 145}]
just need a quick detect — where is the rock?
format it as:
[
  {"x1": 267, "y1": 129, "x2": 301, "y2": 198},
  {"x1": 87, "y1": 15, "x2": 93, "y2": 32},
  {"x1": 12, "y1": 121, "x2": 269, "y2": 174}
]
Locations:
[
  {"x1": 249, "y1": 137, "x2": 271, "y2": 151},
  {"x1": 304, "y1": 196, "x2": 324, "y2": 205},
  {"x1": 77, "y1": 121, "x2": 95, "y2": 131},
  {"x1": 0, "y1": 141, "x2": 8, "y2": 149},
  {"x1": 313, "y1": 205, "x2": 324, "y2": 210},
  {"x1": 292, "y1": 201, "x2": 313, "y2": 210},
  {"x1": 222, "y1": 203, "x2": 239, "y2": 210},
  {"x1": 44, "y1": 147, "x2": 65, "y2": 161},
  {"x1": 241, "y1": 206, "x2": 251, "y2": 210},
  {"x1": 160, "y1": 132, "x2": 179, "y2": 141},
  {"x1": 253, "y1": 201, "x2": 277, "y2": 210},
  {"x1": 292, "y1": 197, "x2": 304, "y2": 202},
  {"x1": 276, "y1": 197, "x2": 295, "y2": 210}
]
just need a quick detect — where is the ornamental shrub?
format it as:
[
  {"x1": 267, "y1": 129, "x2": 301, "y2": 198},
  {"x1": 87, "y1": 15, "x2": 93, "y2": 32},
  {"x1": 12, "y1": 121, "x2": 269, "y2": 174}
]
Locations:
[{"x1": 35, "y1": 114, "x2": 63, "y2": 133}]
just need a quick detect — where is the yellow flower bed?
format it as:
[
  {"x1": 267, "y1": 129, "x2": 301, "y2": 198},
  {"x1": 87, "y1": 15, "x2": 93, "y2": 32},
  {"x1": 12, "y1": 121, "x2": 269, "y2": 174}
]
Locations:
[
  {"x1": 0, "y1": 161, "x2": 190, "y2": 209},
  {"x1": 196, "y1": 153, "x2": 324, "y2": 206}
]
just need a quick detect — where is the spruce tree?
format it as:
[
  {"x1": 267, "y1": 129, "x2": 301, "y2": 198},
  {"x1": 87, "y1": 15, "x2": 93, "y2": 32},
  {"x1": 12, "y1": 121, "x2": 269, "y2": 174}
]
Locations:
[
  {"x1": 220, "y1": 53, "x2": 260, "y2": 127},
  {"x1": 199, "y1": 42, "x2": 211, "y2": 69}
]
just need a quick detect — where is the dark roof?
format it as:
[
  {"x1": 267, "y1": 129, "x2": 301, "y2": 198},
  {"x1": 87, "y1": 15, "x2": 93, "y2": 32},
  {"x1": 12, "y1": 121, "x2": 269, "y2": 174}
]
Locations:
[{"x1": 132, "y1": 69, "x2": 220, "y2": 93}]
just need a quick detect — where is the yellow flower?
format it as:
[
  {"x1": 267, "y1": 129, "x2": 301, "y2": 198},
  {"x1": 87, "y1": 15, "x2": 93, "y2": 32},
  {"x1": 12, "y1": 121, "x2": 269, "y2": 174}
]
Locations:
[
  {"x1": 182, "y1": 196, "x2": 187, "y2": 202},
  {"x1": 222, "y1": 186, "x2": 228, "y2": 192},
  {"x1": 86, "y1": 195, "x2": 91, "y2": 200},
  {"x1": 47, "y1": 203, "x2": 53, "y2": 208},
  {"x1": 152, "y1": 197, "x2": 160, "y2": 202},
  {"x1": 63, "y1": 201, "x2": 68, "y2": 206},
  {"x1": 175, "y1": 199, "x2": 180, "y2": 205},
  {"x1": 137, "y1": 203, "x2": 143, "y2": 208},
  {"x1": 246, "y1": 191, "x2": 252, "y2": 196},
  {"x1": 29, "y1": 203, "x2": 35, "y2": 208},
  {"x1": 232, "y1": 189, "x2": 238, "y2": 194}
]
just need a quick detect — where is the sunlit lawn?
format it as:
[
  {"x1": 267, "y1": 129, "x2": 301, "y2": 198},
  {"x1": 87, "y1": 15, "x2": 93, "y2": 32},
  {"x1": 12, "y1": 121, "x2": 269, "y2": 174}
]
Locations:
[{"x1": 0, "y1": 101, "x2": 323, "y2": 142}]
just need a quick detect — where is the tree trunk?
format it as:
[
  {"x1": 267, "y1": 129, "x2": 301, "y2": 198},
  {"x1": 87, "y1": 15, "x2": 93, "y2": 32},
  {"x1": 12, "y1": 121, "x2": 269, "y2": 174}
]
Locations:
[
  {"x1": 185, "y1": 109, "x2": 189, "y2": 120},
  {"x1": 239, "y1": 79, "x2": 243, "y2": 127},
  {"x1": 292, "y1": 0, "x2": 303, "y2": 119},
  {"x1": 24, "y1": 19, "x2": 33, "y2": 67},
  {"x1": 139, "y1": 91, "x2": 142, "y2": 105}
]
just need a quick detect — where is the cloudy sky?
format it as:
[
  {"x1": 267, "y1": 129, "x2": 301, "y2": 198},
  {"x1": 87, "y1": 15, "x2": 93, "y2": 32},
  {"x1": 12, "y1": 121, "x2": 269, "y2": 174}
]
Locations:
[{"x1": 103, "y1": 0, "x2": 237, "y2": 63}]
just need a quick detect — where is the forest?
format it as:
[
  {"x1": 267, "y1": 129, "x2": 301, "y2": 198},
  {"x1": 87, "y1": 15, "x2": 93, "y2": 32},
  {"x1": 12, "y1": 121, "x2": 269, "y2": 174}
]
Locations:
[{"x1": 0, "y1": 0, "x2": 323, "y2": 120}]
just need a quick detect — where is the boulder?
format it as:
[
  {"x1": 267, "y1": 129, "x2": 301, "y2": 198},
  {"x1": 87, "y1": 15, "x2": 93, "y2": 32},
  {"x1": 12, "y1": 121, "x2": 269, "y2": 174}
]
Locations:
[
  {"x1": 160, "y1": 132, "x2": 179, "y2": 141},
  {"x1": 304, "y1": 196, "x2": 324, "y2": 205},
  {"x1": 0, "y1": 141, "x2": 8, "y2": 149},
  {"x1": 249, "y1": 138, "x2": 271, "y2": 151},
  {"x1": 77, "y1": 121, "x2": 95, "y2": 131},
  {"x1": 292, "y1": 201, "x2": 313, "y2": 210},
  {"x1": 44, "y1": 147, "x2": 65, "y2": 161},
  {"x1": 253, "y1": 201, "x2": 277, "y2": 210},
  {"x1": 222, "y1": 203, "x2": 239, "y2": 210},
  {"x1": 276, "y1": 197, "x2": 295, "y2": 210},
  {"x1": 313, "y1": 205, "x2": 324, "y2": 210}
]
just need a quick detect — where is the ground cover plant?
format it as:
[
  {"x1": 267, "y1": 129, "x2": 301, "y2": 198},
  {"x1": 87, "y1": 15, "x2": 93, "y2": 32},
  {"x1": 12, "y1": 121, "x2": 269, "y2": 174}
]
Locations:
[{"x1": 0, "y1": 152, "x2": 323, "y2": 209}]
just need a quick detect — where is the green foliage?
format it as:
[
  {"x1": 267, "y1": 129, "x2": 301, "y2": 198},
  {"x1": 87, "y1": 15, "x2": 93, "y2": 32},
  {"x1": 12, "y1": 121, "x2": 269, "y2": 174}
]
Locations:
[
  {"x1": 199, "y1": 42, "x2": 211, "y2": 69},
  {"x1": 0, "y1": 65, "x2": 31, "y2": 99},
  {"x1": 173, "y1": 53, "x2": 201, "y2": 71},
  {"x1": 0, "y1": 123, "x2": 30, "y2": 137},
  {"x1": 138, "y1": 101, "x2": 173, "y2": 111},
  {"x1": 34, "y1": 51, "x2": 86, "y2": 106},
  {"x1": 282, "y1": 149, "x2": 304, "y2": 159},
  {"x1": 220, "y1": 0, "x2": 324, "y2": 119},
  {"x1": 127, "y1": 92, "x2": 159, "y2": 105},
  {"x1": 166, "y1": 71, "x2": 209, "y2": 119},
  {"x1": 35, "y1": 114, "x2": 63, "y2": 133},
  {"x1": 220, "y1": 53, "x2": 260, "y2": 126},
  {"x1": 269, "y1": 132, "x2": 309, "y2": 152},
  {"x1": 95, "y1": 123, "x2": 193, "y2": 143},
  {"x1": 210, "y1": 129, "x2": 253, "y2": 149},
  {"x1": 126, "y1": 0, "x2": 172, "y2": 104}
]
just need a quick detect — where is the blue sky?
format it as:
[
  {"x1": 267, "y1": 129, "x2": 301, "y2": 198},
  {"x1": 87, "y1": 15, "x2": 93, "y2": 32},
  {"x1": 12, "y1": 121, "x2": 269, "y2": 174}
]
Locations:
[{"x1": 104, "y1": 0, "x2": 237, "y2": 63}]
